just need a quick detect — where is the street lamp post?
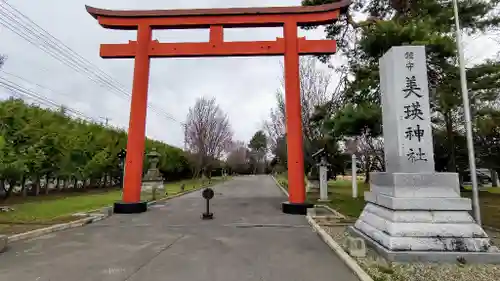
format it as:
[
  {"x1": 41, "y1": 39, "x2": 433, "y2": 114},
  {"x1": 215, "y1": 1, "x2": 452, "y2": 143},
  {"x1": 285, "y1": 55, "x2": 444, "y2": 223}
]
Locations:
[{"x1": 452, "y1": 0, "x2": 481, "y2": 225}]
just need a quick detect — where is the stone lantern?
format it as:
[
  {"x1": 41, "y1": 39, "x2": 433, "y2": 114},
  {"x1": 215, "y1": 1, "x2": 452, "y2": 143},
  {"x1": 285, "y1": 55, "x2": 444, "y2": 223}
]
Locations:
[
  {"x1": 141, "y1": 148, "x2": 164, "y2": 192},
  {"x1": 146, "y1": 148, "x2": 160, "y2": 171}
]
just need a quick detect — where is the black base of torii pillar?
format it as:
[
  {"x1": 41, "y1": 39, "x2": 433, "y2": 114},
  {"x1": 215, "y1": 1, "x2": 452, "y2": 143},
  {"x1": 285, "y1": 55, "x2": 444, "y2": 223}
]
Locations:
[{"x1": 282, "y1": 202, "x2": 315, "y2": 215}]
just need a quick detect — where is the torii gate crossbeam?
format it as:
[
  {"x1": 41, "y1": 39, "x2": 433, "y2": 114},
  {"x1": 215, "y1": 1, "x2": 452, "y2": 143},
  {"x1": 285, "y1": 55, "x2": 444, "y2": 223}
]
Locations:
[{"x1": 86, "y1": 1, "x2": 350, "y2": 215}]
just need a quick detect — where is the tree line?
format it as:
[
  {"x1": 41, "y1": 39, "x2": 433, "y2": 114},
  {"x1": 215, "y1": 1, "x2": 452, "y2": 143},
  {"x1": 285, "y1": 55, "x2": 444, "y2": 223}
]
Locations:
[
  {"x1": 265, "y1": 0, "x2": 500, "y2": 184},
  {"x1": 0, "y1": 98, "x2": 191, "y2": 199},
  {"x1": 0, "y1": 84, "x2": 271, "y2": 202}
]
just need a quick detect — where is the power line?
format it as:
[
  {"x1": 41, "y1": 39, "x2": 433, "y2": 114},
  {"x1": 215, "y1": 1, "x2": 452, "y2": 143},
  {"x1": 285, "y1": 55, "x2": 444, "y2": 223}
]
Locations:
[
  {"x1": 0, "y1": 7, "x2": 127, "y2": 99},
  {"x1": 0, "y1": 73, "x2": 137, "y2": 131},
  {"x1": 0, "y1": 70, "x2": 115, "y2": 120},
  {"x1": 0, "y1": 1, "x2": 134, "y2": 97},
  {"x1": 0, "y1": 76, "x2": 103, "y2": 122},
  {"x1": 1, "y1": 70, "x2": 104, "y2": 117},
  {"x1": 0, "y1": 72, "x2": 130, "y2": 131},
  {"x1": 0, "y1": 79, "x2": 97, "y2": 121},
  {"x1": 0, "y1": 1, "x2": 183, "y2": 125}
]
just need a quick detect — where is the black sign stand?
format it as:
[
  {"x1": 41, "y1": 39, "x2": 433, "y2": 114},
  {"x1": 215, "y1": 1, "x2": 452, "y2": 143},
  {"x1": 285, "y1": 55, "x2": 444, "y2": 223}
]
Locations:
[{"x1": 201, "y1": 188, "x2": 214, "y2": 220}]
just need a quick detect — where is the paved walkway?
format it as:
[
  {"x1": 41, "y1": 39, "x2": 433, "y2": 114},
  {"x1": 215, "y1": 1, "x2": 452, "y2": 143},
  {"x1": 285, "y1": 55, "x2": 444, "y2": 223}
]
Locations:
[{"x1": 0, "y1": 176, "x2": 359, "y2": 281}]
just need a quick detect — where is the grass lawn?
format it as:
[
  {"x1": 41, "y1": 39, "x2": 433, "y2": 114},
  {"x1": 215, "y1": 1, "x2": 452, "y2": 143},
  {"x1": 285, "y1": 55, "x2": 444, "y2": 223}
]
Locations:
[
  {"x1": 0, "y1": 176, "x2": 230, "y2": 226},
  {"x1": 462, "y1": 190, "x2": 500, "y2": 229},
  {"x1": 308, "y1": 179, "x2": 369, "y2": 219},
  {"x1": 273, "y1": 174, "x2": 368, "y2": 218},
  {"x1": 307, "y1": 178, "x2": 500, "y2": 229},
  {"x1": 275, "y1": 174, "x2": 289, "y2": 190},
  {"x1": 463, "y1": 185, "x2": 500, "y2": 194}
]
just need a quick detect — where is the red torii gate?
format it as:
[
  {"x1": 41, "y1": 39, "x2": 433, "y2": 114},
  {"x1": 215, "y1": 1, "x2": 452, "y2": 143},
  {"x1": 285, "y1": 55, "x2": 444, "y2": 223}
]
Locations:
[{"x1": 86, "y1": 1, "x2": 350, "y2": 215}]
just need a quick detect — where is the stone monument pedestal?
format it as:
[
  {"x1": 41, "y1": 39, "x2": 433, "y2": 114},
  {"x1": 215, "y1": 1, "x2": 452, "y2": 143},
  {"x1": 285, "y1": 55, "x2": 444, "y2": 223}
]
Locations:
[
  {"x1": 352, "y1": 172, "x2": 490, "y2": 250},
  {"x1": 141, "y1": 180, "x2": 164, "y2": 192},
  {"x1": 351, "y1": 45, "x2": 500, "y2": 263},
  {"x1": 350, "y1": 171, "x2": 500, "y2": 263},
  {"x1": 141, "y1": 166, "x2": 164, "y2": 192}
]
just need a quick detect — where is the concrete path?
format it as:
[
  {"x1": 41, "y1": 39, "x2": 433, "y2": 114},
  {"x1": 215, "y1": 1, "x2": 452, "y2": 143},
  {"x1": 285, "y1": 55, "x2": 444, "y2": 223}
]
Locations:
[{"x1": 0, "y1": 176, "x2": 359, "y2": 281}]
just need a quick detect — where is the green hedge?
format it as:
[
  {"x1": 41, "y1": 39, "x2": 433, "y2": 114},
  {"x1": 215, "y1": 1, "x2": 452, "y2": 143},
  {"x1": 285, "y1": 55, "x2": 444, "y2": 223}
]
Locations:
[{"x1": 0, "y1": 98, "x2": 192, "y2": 197}]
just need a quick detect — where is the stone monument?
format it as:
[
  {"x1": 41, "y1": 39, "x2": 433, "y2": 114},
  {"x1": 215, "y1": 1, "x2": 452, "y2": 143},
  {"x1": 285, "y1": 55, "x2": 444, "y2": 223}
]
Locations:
[
  {"x1": 346, "y1": 138, "x2": 359, "y2": 198},
  {"x1": 141, "y1": 148, "x2": 164, "y2": 192},
  {"x1": 318, "y1": 155, "x2": 330, "y2": 202},
  {"x1": 312, "y1": 148, "x2": 330, "y2": 201},
  {"x1": 349, "y1": 46, "x2": 500, "y2": 263}
]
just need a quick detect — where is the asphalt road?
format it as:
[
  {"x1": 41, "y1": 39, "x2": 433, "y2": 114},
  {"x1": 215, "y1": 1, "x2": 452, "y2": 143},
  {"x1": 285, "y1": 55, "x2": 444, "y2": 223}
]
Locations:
[{"x1": 0, "y1": 175, "x2": 359, "y2": 281}]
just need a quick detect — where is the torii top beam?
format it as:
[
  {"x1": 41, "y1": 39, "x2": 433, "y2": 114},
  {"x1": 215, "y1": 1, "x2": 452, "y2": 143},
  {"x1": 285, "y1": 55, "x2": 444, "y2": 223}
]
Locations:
[
  {"x1": 86, "y1": 2, "x2": 350, "y2": 59},
  {"x1": 85, "y1": 1, "x2": 350, "y2": 30}
]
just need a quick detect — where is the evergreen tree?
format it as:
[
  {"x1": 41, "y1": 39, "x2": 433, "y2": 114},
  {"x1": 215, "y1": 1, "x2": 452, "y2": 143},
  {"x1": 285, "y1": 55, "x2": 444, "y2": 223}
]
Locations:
[{"x1": 303, "y1": 0, "x2": 500, "y2": 173}]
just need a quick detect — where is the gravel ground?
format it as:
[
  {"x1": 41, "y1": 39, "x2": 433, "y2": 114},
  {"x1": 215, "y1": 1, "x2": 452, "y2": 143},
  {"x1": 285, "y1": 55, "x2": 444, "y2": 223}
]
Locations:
[{"x1": 315, "y1": 217, "x2": 500, "y2": 281}]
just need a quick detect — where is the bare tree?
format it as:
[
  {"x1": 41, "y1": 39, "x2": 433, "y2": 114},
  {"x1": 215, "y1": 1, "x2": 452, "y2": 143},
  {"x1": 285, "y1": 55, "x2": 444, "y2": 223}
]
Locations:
[
  {"x1": 184, "y1": 97, "x2": 233, "y2": 178},
  {"x1": 264, "y1": 56, "x2": 332, "y2": 162},
  {"x1": 226, "y1": 141, "x2": 250, "y2": 174},
  {"x1": 264, "y1": 97, "x2": 286, "y2": 153},
  {"x1": 356, "y1": 135, "x2": 384, "y2": 182}
]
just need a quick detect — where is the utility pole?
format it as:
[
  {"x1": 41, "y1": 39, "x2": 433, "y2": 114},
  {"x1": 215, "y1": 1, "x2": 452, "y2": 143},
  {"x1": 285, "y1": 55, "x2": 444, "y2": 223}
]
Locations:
[
  {"x1": 452, "y1": 0, "x2": 481, "y2": 225},
  {"x1": 59, "y1": 105, "x2": 67, "y2": 115}
]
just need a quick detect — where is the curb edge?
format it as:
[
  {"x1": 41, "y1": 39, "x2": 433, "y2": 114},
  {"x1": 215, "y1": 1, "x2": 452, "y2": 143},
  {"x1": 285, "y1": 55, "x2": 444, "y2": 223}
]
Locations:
[
  {"x1": 7, "y1": 215, "x2": 106, "y2": 243},
  {"x1": 271, "y1": 175, "x2": 289, "y2": 197},
  {"x1": 306, "y1": 215, "x2": 374, "y2": 281},
  {"x1": 313, "y1": 204, "x2": 347, "y2": 219}
]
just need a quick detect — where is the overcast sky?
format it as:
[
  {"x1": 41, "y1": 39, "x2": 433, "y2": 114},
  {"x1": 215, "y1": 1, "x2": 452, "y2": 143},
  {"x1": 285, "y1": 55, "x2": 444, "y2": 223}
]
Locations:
[{"x1": 1, "y1": 0, "x2": 498, "y2": 149}]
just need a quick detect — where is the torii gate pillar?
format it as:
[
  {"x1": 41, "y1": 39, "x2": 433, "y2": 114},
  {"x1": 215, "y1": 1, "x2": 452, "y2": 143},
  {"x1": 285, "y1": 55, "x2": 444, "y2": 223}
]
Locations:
[{"x1": 86, "y1": 1, "x2": 350, "y2": 215}]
